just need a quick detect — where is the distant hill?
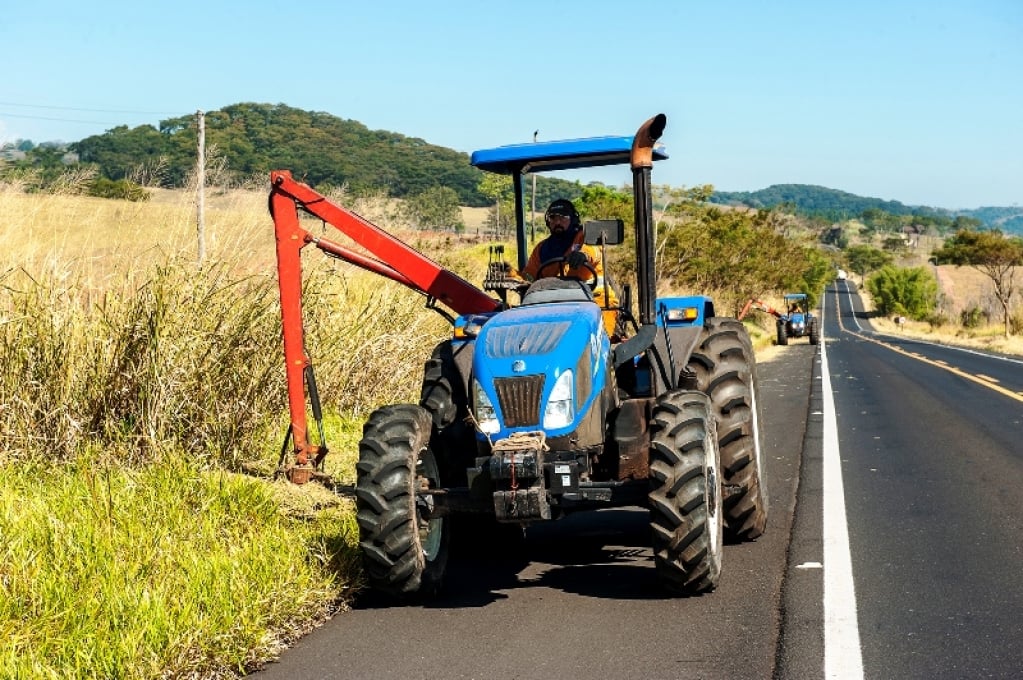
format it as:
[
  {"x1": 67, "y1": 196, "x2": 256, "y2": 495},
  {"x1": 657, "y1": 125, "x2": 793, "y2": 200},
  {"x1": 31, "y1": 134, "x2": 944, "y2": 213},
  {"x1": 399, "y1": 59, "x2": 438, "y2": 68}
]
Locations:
[
  {"x1": 1, "y1": 102, "x2": 582, "y2": 208},
  {"x1": 964, "y1": 206, "x2": 1023, "y2": 233},
  {"x1": 3, "y1": 104, "x2": 1020, "y2": 231},
  {"x1": 709, "y1": 184, "x2": 1023, "y2": 233}
]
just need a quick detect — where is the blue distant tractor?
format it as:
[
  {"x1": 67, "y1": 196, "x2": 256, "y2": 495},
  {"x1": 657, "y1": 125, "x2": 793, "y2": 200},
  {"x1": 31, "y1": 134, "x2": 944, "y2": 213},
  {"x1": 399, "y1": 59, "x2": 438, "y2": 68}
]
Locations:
[
  {"x1": 269, "y1": 114, "x2": 768, "y2": 600},
  {"x1": 777, "y1": 293, "x2": 819, "y2": 345},
  {"x1": 740, "y1": 293, "x2": 819, "y2": 346}
]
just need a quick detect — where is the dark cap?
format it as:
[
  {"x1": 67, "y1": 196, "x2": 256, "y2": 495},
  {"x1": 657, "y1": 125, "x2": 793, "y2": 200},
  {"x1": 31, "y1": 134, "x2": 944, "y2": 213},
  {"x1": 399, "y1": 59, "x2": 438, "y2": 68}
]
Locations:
[{"x1": 545, "y1": 198, "x2": 577, "y2": 219}]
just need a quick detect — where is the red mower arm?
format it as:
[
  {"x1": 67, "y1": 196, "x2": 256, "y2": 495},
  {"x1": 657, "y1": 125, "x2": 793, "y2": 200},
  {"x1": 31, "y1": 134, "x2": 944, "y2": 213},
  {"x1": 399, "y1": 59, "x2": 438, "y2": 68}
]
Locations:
[
  {"x1": 269, "y1": 171, "x2": 499, "y2": 482},
  {"x1": 739, "y1": 298, "x2": 783, "y2": 321}
]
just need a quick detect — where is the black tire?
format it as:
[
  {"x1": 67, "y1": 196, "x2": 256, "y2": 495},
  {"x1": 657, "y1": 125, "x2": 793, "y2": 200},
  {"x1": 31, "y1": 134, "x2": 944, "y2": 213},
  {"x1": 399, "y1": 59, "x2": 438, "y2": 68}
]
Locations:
[
  {"x1": 809, "y1": 317, "x2": 820, "y2": 345},
  {"x1": 420, "y1": 340, "x2": 465, "y2": 431},
  {"x1": 776, "y1": 320, "x2": 788, "y2": 346},
  {"x1": 356, "y1": 404, "x2": 449, "y2": 599},
  {"x1": 419, "y1": 341, "x2": 475, "y2": 485},
  {"x1": 691, "y1": 318, "x2": 769, "y2": 541},
  {"x1": 648, "y1": 390, "x2": 723, "y2": 595}
]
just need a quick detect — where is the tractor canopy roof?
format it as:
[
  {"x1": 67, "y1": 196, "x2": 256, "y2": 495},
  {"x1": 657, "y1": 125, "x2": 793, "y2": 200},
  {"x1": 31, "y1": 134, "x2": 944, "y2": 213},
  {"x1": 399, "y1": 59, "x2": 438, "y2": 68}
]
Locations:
[
  {"x1": 471, "y1": 135, "x2": 668, "y2": 175},
  {"x1": 784, "y1": 293, "x2": 808, "y2": 301}
]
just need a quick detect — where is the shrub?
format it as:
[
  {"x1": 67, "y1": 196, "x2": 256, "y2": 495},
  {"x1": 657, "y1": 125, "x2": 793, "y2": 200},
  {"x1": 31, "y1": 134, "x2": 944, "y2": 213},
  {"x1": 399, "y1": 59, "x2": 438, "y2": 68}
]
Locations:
[
  {"x1": 865, "y1": 265, "x2": 938, "y2": 319},
  {"x1": 88, "y1": 176, "x2": 151, "y2": 201},
  {"x1": 960, "y1": 305, "x2": 987, "y2": 329}
]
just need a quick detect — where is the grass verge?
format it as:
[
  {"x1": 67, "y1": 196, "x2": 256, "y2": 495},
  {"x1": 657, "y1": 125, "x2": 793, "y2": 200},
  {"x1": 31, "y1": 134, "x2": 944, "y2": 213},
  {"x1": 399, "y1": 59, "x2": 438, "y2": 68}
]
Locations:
[{"x1": 0, "y1": 453, "x2": 360, "y2": 678}]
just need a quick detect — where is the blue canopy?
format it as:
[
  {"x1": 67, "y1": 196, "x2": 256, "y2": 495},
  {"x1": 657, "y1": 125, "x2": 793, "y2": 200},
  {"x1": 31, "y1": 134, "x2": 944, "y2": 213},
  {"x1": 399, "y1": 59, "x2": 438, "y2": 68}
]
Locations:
[{"x1": 471, "y1": 135, "x2": 668, "y2": 175}]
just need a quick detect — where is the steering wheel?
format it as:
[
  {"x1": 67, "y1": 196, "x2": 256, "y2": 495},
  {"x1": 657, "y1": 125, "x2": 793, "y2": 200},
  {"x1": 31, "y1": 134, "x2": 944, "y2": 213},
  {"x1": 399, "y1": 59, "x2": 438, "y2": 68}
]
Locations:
[{"x1": 536, "y1": 257, "x2": 599, "y2": 290}]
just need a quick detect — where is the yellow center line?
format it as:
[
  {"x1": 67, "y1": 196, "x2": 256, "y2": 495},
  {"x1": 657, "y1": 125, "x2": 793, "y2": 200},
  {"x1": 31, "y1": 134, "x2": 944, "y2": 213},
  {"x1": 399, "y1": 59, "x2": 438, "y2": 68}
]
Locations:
[{"x1": 832, "y1": 288, "x2": 1023, "y2": 404}]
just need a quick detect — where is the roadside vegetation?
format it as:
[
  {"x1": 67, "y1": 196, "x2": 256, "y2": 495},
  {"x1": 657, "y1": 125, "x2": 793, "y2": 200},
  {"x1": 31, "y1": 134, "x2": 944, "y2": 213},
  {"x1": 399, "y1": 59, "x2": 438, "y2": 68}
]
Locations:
[{"x1": 2, "y1": 169, "x2": 1020, "y2": 677}]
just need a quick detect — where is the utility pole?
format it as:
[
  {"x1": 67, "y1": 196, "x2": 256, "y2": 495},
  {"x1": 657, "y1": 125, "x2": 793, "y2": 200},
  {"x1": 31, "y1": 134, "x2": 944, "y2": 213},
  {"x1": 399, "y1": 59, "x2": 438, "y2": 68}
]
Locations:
[
  {"x1": 531, "y1": 129, "x2": 538, "y2": 243},
  {"x1": 196, "y1": 110, "x2": 206, "y2": 266}
]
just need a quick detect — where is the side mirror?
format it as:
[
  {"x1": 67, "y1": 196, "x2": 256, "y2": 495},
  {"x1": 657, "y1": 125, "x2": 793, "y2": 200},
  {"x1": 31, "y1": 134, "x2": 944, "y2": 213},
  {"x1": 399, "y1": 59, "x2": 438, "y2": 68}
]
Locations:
[{"x1": 584, "y1": 219, "x2": 625, "y2": 246}]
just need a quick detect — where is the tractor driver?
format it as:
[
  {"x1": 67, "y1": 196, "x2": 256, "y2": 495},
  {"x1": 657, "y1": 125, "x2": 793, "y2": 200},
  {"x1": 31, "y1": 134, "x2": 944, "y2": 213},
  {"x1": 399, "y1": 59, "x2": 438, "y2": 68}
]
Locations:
[
  {"x1": 519, "y1": 198, "x2": 622, "y2": 335},
  {"x1": 521, "y1": 200, "x2": 604, "y2": 287}
]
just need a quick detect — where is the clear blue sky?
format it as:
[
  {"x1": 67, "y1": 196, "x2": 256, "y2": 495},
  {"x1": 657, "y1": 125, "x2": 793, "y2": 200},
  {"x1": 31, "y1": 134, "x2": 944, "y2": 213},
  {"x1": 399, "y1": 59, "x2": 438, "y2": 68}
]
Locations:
[{"x1": 2, "y1": 0, "x2": 1020, "y2": 210}]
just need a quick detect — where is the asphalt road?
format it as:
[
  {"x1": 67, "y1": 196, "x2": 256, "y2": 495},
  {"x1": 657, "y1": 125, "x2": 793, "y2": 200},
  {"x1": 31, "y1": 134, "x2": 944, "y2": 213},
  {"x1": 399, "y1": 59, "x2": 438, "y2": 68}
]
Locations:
[
  {"x1": 825, "y1": 281, "x2": 1023, "y2": 679},
  {"x1": 255, "y1": 343, "x2": 818, "y2": 679}
]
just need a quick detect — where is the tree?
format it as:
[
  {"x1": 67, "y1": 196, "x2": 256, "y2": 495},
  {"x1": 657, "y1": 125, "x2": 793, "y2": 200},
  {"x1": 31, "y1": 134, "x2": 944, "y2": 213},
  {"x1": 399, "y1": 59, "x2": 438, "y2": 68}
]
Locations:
[
  {"x1": 798, "y1": 247, "x2": 835, "y2": 307},
  {"x1": 932, "y1": 229, "x2": 1023, "y2": 337},
  {"x1": 575, "y1": 184, "x2": 633, "y2": 228},
  {"x1": 844, "y1": 244, "x2": 893, "y2": 279},
  {"x1": 477, "y1": 173, "x2": 514, "y2": 238},
  {"x1": 882, "y1": 236, "x2": 907, "y2": 253},
  {"x1": 656, "y1": 204, "x2": 806, "y2": 314},
  {"x1": 404, "y1": 186, "x2": 464, "y2": 232},
  {"x1": 866, "y1": 266, "x2": 938, "y2": 319}
]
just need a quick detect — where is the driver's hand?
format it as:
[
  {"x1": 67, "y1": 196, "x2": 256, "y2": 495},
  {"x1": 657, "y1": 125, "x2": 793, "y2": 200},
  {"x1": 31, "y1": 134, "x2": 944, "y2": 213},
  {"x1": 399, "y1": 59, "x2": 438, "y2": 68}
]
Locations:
[{"x1": 567, "y1": 250, "x2": 589, "y2": 269}]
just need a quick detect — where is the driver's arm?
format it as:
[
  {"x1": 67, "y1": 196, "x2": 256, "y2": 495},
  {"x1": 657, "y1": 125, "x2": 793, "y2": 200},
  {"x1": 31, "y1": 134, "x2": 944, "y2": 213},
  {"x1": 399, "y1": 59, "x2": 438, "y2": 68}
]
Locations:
[{"x1": 521, "y1": 245, "x2": 543, "y2": 282}]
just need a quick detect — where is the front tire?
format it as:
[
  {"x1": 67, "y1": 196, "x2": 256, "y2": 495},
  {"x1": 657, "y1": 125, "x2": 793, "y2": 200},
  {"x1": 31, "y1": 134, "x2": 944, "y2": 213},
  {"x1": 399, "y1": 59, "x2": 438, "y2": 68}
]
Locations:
[
  {"x1": 809, "y1": 317, "x2": 820, "y2": 345},
  {"x1": 776, "y1": 320, "x2": 789, "y2": 346},
  {"x1": 356, "y1": 404, "x2": 449, "y2": 599},
  {"x1": 691, "y1": 318, "x2": 769, "y2": 541},
  {"x1": 648, "y1": 390, "x2": 723, "y2": 595}
]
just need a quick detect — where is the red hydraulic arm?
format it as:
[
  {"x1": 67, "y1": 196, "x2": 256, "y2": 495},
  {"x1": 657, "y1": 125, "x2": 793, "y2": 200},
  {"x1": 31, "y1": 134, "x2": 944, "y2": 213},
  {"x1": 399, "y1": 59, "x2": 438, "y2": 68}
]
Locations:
[
  {"x1": 270, "y1": 170, "x2": 501, "y2": 483},
  {"x1": 738, "y1": 298, "x2": 783, "y2": 321}
]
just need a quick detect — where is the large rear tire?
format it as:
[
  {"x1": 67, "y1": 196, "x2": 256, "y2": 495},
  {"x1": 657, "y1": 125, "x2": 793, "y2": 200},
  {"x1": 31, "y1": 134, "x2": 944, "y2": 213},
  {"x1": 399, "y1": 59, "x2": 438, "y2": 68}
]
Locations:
[
  {"x1": 809, "y1": 317, "x2": 820, "y2": 345},
  {"x1": 648, "y1": 390, "x2": 723, "y2": 595},
  {"x1": 691, "y1": 318, "x2": 769, "y2": 541},
  {"x1": 776, "y1": 320, "x2": 788, "y2": 346},
  {"x1": 356, "y1": 404, "x2": 449, "y2": 599}
]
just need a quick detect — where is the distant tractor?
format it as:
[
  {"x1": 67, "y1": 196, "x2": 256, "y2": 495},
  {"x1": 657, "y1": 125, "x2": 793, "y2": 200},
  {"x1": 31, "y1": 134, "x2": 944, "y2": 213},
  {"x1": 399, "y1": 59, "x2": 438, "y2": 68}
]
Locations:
[
  {"x1": 739, "y1": 293, "x2": 819, "y2": 346},
  {"x1": 776, "y1": 294, "x2": 818, "y2": 345}
]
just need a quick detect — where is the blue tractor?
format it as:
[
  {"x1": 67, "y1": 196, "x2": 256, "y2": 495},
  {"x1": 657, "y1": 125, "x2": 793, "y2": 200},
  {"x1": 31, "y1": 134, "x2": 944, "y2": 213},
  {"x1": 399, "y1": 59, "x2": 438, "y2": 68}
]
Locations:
[
  {"x1": 777, "y1": 293, "x2": 819, "y2": 345},
  {"x1": 270, "y1": 114, "x2": 768, "y2": 601}
]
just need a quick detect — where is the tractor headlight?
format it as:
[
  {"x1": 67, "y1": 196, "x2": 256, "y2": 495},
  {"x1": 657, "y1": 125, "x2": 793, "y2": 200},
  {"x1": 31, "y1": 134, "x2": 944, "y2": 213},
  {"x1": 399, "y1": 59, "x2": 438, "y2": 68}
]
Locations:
[
  {"x1": 543, "y1": 370, "x2": 575, "y2": 429},
  {"x1": 664, "y1": 306, "x2": 699, "y2": 323},
  {"x1": 473, "y1": 380, "x2": 500, "y2": 434}
]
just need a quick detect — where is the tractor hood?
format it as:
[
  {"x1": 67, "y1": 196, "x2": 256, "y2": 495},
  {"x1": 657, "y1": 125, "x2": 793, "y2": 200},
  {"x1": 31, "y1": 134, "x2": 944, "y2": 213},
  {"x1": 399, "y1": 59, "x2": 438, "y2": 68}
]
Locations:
[{"x1": 471, "y1": 302, "x2": 610, "y2": 440}]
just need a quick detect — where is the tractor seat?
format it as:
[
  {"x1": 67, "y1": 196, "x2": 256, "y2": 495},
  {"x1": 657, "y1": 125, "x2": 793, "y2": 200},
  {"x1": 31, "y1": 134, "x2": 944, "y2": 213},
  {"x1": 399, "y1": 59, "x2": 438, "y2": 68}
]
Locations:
[{"x1": 520, "y1": 278, "x2": 595, "y2": 305}]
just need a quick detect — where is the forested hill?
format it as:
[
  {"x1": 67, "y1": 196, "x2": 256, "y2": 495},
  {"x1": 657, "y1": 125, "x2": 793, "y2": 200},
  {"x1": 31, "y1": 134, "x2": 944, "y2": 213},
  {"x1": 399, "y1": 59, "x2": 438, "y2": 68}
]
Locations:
[
  {"x1": 710, "y1": 184, "x2": 1023, "y2": 232},
  {"x1": 69, "y1": 103, "x2": 493, "y2": 206},
  {"x1": 710, "y1": 184, "x2": 914, "y2": 220}
]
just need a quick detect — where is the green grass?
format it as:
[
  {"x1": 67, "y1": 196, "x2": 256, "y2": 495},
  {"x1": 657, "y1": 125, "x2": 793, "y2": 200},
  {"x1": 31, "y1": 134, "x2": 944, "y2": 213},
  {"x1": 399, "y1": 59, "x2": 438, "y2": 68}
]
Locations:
[{"x1": 0, "y1": 455, "x2": 359, "y2": 678}]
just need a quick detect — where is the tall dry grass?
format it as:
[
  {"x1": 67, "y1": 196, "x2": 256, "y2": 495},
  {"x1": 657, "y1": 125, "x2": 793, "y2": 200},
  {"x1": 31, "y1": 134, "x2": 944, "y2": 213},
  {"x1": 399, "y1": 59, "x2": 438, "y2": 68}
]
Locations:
[{"x1": 0, "y1": 182, "x2": 454, "y2": 468}]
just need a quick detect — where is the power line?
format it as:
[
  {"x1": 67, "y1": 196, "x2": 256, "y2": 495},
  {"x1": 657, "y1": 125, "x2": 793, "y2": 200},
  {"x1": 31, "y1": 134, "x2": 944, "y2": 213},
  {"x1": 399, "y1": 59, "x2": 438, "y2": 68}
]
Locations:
[
  {"x1": 0, "y1": 101, "x2": 181, "y2": 116},
  {"x1": 0, "y1": 111, "x2": 124, "y2": 126}
]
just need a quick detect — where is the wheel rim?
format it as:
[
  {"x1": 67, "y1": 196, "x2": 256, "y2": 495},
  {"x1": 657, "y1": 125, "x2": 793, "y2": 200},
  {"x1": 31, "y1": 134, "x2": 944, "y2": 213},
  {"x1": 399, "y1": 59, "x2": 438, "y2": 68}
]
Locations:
[
  {"x1": 749, "y1": 384, "x2": 765, "y2": 492},
  {"x1": 706, "y1": 440, "x2": 722, "y2": 561},
  {"x1": 415, "y1": 454, "x2": 444, "y2": 562}
]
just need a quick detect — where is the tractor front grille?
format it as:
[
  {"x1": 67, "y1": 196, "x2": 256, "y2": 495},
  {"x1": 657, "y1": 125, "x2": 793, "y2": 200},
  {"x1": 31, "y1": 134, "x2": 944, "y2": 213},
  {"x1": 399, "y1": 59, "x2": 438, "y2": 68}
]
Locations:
[{"x1": 494, "y1": 374, "x2": 545, "y2": 427}]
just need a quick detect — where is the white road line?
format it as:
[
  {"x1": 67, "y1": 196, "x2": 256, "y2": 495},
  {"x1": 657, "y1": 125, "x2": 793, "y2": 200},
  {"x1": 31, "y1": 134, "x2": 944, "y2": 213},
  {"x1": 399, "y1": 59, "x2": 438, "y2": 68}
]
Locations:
[
  {"x1": 837, "y1": 280, "x2": 864, "y2": 332},
  {"x1": 821, "y1": 332, "x2": 864, "y2": 678}
]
